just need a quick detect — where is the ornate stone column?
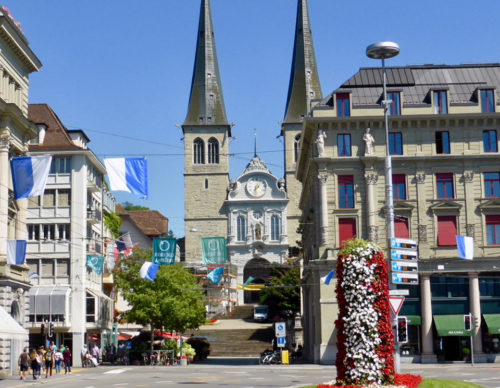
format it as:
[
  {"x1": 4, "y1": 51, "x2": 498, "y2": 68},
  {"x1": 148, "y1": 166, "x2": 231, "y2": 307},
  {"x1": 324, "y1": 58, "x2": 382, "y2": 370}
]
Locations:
[
  {"x1": 0, "y1": 134, "x2": 10, "y2": 258},
  {"x1": 420, "y1": 274, "x2": 436, "y2": 363},
  {"x1": 364, "y1": 172, "x2": 378, "y2": 243},
  {"x1": 469, "y1": 272, "x2": 485, "y2": 360},
  {"x1": 318, "y1": 173, "x2": 328, "y2": 245}
]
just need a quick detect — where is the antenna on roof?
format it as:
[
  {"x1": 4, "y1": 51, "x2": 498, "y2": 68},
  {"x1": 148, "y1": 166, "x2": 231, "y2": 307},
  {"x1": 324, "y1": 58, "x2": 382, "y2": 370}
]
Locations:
[{"x1": 254, "y1": 128, "x2": 257, "y2": 157}]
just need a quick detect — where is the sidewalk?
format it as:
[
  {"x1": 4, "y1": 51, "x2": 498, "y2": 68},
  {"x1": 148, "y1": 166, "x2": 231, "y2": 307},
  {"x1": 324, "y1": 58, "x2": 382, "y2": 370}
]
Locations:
[{"x1": 0, "y1": 369, "x2": 83, "y2": 388}]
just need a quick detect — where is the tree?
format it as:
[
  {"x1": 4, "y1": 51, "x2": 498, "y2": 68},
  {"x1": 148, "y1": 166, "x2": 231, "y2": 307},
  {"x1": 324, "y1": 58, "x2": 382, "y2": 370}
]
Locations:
[
  {"x1": 122, "y1": 201, "x2": 150, "y2": 211},
  {"x1": 104, "y1": 211, "x2": 121, "y2": 238},
  {"x1": 259, "y1": 265, "x2": 300, "y2": 319},
  {"x1": 113, "y1": 248, "x2": 206, "y2": 355}
]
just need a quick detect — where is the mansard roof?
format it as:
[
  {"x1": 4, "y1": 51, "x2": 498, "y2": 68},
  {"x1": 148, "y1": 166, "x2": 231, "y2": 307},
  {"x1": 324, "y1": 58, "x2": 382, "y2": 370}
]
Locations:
[
  {"x1": 183, "y1": 0, "x2": 229, "y2": 131},
  {"x1": 316, "y1": 63, "x2": 500, "y2": 109},
  {"x1": 283, "y1": 0, "x2": 322, "y2": 126}
]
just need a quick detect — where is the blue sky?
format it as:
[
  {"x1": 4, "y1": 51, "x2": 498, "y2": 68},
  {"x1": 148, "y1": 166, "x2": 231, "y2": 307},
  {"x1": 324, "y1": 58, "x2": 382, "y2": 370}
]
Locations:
[{"x1": 3, "y1": 0, "x2": 499, "y2": 237}]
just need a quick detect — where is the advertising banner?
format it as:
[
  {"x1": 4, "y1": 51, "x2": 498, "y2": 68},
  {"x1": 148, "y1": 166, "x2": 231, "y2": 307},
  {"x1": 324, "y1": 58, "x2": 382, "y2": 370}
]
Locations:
[
  {"x1": 201, "y1": 237, "x2": 227, "y2": 264},
  {"x1": 152, "y1": 238, "x2": 177, "y2": 265}
]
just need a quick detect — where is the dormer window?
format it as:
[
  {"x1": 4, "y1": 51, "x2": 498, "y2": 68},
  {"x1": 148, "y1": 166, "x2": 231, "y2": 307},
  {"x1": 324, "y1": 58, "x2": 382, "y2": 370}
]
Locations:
[
  {"x1": 481, "y1": 89, "x2": 495, "y2": 113},
  {"x1": 336, "y1": 93, "x2": 350, "y2": 117},
  {"x1": 387, "y1": 92, "x2": 401, "y2": 116},
  {"x1": 433, "y1": 90, "x2": 448, "y2": 114}
]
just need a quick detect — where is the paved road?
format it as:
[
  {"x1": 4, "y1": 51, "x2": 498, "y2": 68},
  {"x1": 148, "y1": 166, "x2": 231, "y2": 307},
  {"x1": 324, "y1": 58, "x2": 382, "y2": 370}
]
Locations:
[{"x1": 2, "y1": 359, "x2": 500, "y2": 388}]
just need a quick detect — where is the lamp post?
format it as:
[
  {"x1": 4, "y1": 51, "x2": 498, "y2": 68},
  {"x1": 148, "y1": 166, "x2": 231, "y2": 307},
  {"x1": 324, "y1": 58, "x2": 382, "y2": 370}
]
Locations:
[{"x1": 366, "y1": 41, "x2": 400, "y2": 372}]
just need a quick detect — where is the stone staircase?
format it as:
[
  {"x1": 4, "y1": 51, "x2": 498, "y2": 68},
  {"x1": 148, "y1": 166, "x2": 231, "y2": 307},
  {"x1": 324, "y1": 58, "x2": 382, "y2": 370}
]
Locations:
[
  {"x1": 189, "y1": 327, "x2": 274, "y2": 357},
  {"x1": 228, "y1": 305, "x2": 254, "y2": 319}
]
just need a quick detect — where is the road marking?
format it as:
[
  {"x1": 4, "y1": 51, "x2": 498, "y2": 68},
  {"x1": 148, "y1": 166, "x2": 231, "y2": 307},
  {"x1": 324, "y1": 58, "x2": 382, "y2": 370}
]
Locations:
[
  {"x1": 113, "y1": 384, "x2": 128, "y2": 386},
  {"x1": 105, "y1": 369, "x2": 127, "y2": 374},
  {"x1": 155, "y1": 381, "x2": 173, "y2": 384},
  {"x1": 249, "y1": 377, "x2": 264, "y2": 380},
  {"x1": 224, "y1": 371, "x2": 248, "y2": 374}
]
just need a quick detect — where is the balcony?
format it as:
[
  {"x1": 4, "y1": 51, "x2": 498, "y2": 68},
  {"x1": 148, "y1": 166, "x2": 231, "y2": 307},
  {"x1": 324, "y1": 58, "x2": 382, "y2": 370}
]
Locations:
[
  {"x1": 87, "y1": 208, "x2": 102, "y2": 224},
  {"x1": 86, "y1": 241, "x2": 102, "y2": 255}
]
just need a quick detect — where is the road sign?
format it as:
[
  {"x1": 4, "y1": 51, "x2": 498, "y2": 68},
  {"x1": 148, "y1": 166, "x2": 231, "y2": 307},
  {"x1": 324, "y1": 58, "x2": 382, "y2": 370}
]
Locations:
[
  {"x1": 389, "y1": 289, "x2": 410, "y2": 296},
  {"x1": 392, "y1": 272, "x2": 419, "y2": 285},
  {"x1": 391, "y1": 261, "x2": 419, "y2": 272},
  {"x1": 277, "y1": 337, "x2": 286, "y2": 347},
  {"x1": 275, "y1": 322, "x2": 286, "y2": 338},
  {"x1": 390, "y1": 238, "x2": 417, "y2": 250},
  {"x1": 391, "y1": 249, "x2": 418, "y2": 261},
  {"x1": 389, "y1": 297, "x2": 405, "y2": 316}
]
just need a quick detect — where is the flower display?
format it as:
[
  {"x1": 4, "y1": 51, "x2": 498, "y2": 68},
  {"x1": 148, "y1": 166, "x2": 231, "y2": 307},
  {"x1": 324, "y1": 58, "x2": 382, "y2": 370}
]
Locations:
[{"x1": 334, "y1": 239, "x2": 395, "y2": 386}]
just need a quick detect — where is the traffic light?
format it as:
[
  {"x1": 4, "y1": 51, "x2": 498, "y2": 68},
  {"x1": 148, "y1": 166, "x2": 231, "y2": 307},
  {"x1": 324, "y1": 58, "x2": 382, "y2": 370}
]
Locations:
[
  {"x1": 48, "y1": 322, "x2": 54, "y2": 338},
  {"x1": 464, "y1": 314, "x2": 471, "y2": 331},
  {"x1": 397, "y1": 317, "x2": 408, "y2": 343},
  {"x1": 40, "y1": 323, "x2": 45, "y2": 336}
]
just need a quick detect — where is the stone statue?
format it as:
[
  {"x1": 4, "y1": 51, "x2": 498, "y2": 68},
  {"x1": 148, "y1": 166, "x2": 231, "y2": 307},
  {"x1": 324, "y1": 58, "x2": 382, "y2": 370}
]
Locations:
[
  {"x1": 255, "y1": 224, "x2": 262, "y2": 240},
  {"x1": 278, "y1": 178, "x2": 285, "y2": 191},
  {"x1": 315, "y1": 130, "x2": 327, "y2": 157},
  {"x1": 363, "y1": 127, "x2": 375, "y2": 155}
]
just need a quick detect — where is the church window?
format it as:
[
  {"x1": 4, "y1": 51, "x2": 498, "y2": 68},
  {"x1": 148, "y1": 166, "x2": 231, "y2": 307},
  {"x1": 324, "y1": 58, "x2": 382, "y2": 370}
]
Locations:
[
  {"x1": 208, "y1": 137, "x2": 219, "y2": 164},
  {"x1": 294, "y1": 134, "x2": 301, "y2": 162},
  {"x1": 205, "y1": 179, "x2": 208, "y2": 189},
  {"x1": 193, "y1": 138, "x2": 205, "y2": 164},
  {"x1": 237, "y1": 216, "x2": 246, "y2": 242},
  {"x1": 271, "y1": 215, "x2": 280, "y2": 241}
]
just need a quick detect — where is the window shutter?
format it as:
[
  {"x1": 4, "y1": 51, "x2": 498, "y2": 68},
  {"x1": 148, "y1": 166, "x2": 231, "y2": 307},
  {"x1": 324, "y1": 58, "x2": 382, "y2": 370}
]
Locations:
[
  {"x1": 395, "y1": 218, "x2": 409, "y2": 239},
  {"x1": 437, "y1": 216, "x2": 457, "y2": 246},
  {"x1": 339, "y1": 218, "x2": 356, "y2": 247}
]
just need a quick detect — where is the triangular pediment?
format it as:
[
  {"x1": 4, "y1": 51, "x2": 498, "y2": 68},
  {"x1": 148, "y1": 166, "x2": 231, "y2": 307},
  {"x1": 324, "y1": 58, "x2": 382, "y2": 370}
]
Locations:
[
  {"x1": 394, "y1": 201, "x2": 415, "y2": 212},
  {"x1": 478, "y1": 199, "x2": 500, "y2": 210},
  {"x1": 429, "y1": 200, "x2": 462, "y2": 211}
]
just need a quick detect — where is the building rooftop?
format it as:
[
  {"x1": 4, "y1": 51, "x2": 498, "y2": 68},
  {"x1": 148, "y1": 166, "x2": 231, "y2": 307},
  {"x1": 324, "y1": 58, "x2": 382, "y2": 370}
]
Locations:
[{"x1": 116, "y1": 204, "x2": 168, "y2": 238}]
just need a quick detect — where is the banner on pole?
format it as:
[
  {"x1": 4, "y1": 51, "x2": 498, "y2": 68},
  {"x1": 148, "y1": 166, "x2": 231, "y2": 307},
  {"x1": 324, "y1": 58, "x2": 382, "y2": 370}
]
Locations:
[
  {"x1": 201, "y1": 237, "x2": 227, "y2": 265},
  {"x1": 86, "y1": 255, "x2": 104, "y2": 275},
  {"x1": 152, "y1": 238, "x2": 177, "y2": 265}
]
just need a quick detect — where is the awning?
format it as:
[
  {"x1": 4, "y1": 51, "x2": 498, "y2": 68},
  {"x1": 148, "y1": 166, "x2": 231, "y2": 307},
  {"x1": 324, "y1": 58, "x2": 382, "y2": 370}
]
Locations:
[
  {"x1": 483, "y1": 314, "x2": 500, "y2": 335},
  {"x1": 29, "y1": 286, "x2": 71, "y2": 315},
  {"x1": 434, "y1": 315, "x2": 471, "y2": 337},
  {"x1": 0, "y1": 306, "x2": 28, "y2": 340},
  {"x1": 406, "y1": 315, "x2": 421, "y2": 326}
]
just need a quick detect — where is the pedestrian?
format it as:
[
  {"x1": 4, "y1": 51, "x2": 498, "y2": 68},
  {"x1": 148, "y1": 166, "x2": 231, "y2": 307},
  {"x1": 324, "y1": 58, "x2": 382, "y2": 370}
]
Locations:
[
  {"x1": 110, "y1": 343, "x2": 116, "y2": 365},
  {"x1": 30, "y1": 349, "x2": 38, "y2": 380},
  {"x1": 18, "y1": 348, "x2": 29, "y2": 381},
  {"x1": 39, "y1": 346, "x2": 46, "y2": 375},
  {"x1": 54, "y1": 347, "x2": 63, "y2": 374},
  {"x1": 81, "y1": 343, "x2": 88, "y2": 366},
  {"x1": 91, "y1": 343, "x2": 100, "y2": 366},
  {"x1": 36, "y1": 350, "x2": 43, "y2": 378},
  {"x1": 44, "y1": 346, "x2": 54, "y2": 378},
  {"x1": 50, "y1": 341, "x2": 57, "y2": 353},
  {"x1": 63, "y1": 346, "x2": 72, "y2": 374}
]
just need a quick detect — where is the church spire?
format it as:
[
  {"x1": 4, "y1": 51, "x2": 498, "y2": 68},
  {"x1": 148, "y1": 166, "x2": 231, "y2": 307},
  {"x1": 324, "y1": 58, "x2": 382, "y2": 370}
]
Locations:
[
  {"x1": 184, "y1": 0, "x2": 229, "y2": 128},
  {"x1": 283, "y1": 0, "x2": 322, "y2": 124}
]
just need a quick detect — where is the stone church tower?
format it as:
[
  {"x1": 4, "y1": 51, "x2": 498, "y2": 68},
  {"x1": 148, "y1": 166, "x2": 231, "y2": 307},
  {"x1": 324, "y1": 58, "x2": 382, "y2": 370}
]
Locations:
[
  {"x1": 182, "y1": 0, "x2": 231, "y2": 263},
  {"x1": 281, "y1": 0, "x2": 322, "y2": 253}
]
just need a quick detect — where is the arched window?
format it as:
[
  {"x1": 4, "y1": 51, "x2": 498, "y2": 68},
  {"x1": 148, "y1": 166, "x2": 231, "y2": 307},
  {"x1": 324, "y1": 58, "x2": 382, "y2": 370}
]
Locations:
[
  {"x1": 193, "y1": 138, "x2": 205, "y2": 164},
  {"x1": 294, "y1": 134, "x2": 301, "y2": 162},
  {"x1": 237, "y1": 216, "x2": 246, "y2": 242},
  {"x1": 271, "y1": 215, "x2": 280, "y2": 241},
  {"x1": 208, "y1": 137, "x2": 219, "y2": 164}
]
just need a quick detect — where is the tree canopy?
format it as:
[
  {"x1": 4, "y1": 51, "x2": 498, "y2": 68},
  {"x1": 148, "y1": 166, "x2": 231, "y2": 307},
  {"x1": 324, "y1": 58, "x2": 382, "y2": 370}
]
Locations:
[
  {"x1": 122, "y1": 201, "x2": 150, "y2": 211},
  {"x1": 113, "y1": 248, "x2": 206, "y2": 333},
  {"x1": 259, "y1": 265, "x2": 300, "y2": 319}
]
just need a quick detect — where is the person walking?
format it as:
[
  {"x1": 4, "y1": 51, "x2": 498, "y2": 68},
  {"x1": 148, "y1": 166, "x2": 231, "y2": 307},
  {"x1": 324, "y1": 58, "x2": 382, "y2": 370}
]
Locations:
[
  {"x1": 35, "y1": 349, "x2": 43, "y2": 379},
  {"x1": 18, "y1": 348, "x2": 30, "y2": 381},
  {"x1": 91, "y1": 343, "x2": 100, "y2": 366},
  {"x1": 63, "y1": 347, "x2": 72, "y2": 374},
  {"x1": 30, "y1": 349, "x2": 38, "y2": 380},
  {"x1": 54, "y1": 347, "x2": 63, "y2": 374},
  {"x1": 44, "y1": 346, "x2": 54, "y2": 378}
]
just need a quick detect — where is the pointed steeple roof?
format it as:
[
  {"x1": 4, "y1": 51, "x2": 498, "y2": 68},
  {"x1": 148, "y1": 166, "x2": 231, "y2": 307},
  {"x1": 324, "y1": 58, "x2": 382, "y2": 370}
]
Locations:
[
  {"x1": 183, "y1": 0, "x2": 229, "y2": 130},
  {"x1": 283, "y1": 0, "x2": 322, "y2": 125}
]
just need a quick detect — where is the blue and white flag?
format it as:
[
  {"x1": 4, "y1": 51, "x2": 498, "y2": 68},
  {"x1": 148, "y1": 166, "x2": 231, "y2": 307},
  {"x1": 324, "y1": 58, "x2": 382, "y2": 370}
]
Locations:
[
  {"x1": 10, "y1": 155, "x2": 52, "y2": 200},
  {"x1": 207, "y1": 266, "x2": 224, "y2": 284},
  {"x1": 456, "y1": 235, "x2": 474, "y2": 260},
  {"x1": 321, "y1": 269, "x2": 335, "y2": 285},
  {"x1": 116, "y1": 232, "x2": 133, "y2": 252},
  {"x1": 104, "y1": 158, "x2": 148, "y2": 199},
  {"x1": 140, "y1": 261, "x2": 159, "y2": 282},
  {"x1": 7, "y1": 240, "x2": 26, "y2": 265}
]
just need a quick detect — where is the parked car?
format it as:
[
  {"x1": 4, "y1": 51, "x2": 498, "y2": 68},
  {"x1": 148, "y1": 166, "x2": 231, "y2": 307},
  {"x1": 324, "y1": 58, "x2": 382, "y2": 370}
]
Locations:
[{"x1": 254, "y1": 305, "x2": 268, "y2": 322}]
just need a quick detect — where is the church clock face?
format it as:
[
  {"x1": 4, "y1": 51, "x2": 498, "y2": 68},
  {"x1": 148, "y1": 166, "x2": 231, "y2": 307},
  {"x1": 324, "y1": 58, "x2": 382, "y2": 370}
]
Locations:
[{"x1": 246, "y1": 178, "x2": 267, "y2": 198}]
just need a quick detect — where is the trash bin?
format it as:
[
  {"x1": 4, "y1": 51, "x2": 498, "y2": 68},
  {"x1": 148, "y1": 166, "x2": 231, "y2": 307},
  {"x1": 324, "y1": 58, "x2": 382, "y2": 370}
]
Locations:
[
  {"x1": 281, "y1": 350, "x2": 289, "y2": 365},
  {"x1": 181, "y1": 356, "x2": 188, "y2": 366}
]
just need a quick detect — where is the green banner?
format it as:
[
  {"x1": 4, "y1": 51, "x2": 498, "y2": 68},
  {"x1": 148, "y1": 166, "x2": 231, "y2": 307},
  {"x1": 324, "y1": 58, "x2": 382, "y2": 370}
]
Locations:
[
  {"x1": 201, "y1": 237, "x2": 227, "y2": 264},
  {"x1": 152, "y1": 238, "x2": 176, "y2": 265},
  {"x1": 86, "y1": 255, "x2": 104, "y2": 275}
]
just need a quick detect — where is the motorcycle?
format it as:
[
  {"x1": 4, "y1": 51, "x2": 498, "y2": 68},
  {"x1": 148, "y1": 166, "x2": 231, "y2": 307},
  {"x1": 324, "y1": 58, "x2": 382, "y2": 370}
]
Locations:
[{"x1": 259, "y1": 348, "x2": 281, "y2": 365}]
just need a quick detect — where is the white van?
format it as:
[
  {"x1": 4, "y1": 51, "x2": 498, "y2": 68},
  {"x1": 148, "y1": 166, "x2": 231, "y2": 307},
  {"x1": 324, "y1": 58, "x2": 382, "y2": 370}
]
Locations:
[{"x1": 253, "y1": 305, "x2": 268, "y2": 322}]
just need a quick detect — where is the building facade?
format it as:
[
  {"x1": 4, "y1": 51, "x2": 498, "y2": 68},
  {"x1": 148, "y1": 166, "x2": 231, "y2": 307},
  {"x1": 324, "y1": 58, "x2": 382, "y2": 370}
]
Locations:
[
  {"x1": 27, "y1": 104, "x2": 114, "y2": 366},
  {"x1": 0, "y1": 7, "x2": 42, "y2": 375},
  {"x1": 297, "y1": 64, "x2": 500, "y2": 363},
  {"x1": 227, "y1": 155, "x2": 289, "y2": 305}
]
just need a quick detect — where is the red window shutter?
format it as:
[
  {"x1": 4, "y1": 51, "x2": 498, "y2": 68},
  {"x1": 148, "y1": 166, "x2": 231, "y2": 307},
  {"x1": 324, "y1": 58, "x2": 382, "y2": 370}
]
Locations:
[
  {"x1": 486, "y1": 215, "x2": 500, "y2": 224},
  {"x1": 338, "y1": 175, "x2": 353, "y2": 185},
  {"x1": 339, "y1": 218, "x2": 356, "y2": 247},
  {"x1": 394, "y1": 218, "x2": 409, "y2": 239},
  {"x1": 437, "y1": 216, "x2": 457, "y2": 246}
]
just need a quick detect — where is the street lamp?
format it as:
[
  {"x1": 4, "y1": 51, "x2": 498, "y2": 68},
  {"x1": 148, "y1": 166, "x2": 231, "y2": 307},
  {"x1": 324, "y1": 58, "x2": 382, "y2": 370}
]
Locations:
[
  {"x1": 366, "y1": 41, "x2": 400, "y2": 243},
  {"x1": 366, "y1": 41, "x2": 400, "y2": 372}
]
